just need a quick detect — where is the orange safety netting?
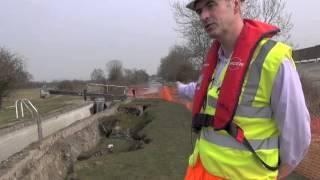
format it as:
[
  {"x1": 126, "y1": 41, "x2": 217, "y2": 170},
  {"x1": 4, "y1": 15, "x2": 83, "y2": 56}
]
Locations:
[
  {"x1": 128, "y1": 85, "x2": 192, "y2": 111},
  {"x1": 311, "y1": 116, "x2": 320, "y2": 137},
  {"x1": 159, "y1": 86, "x2": 193, "y2": 111}
]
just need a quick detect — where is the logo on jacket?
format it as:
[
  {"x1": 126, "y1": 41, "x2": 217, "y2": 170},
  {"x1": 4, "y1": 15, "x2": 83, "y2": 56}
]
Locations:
[{"x1": 229, "y1": 57, "x2": 244, "y2": 70}]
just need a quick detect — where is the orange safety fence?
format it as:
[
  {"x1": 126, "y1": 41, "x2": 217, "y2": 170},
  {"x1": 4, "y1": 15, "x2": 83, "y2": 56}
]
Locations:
[
  {"x1": 128, "y1": 85, "x2": 193, "y2": 111},
  {"x1": 160, "y1": 86, "x2": 174, "y2": 102},
  {"x1": 311, "y1": 116, "x2": 320, "y2": 138},
  {"x1": 159, "y1": 86, "x2": 193, "y2": 111}
]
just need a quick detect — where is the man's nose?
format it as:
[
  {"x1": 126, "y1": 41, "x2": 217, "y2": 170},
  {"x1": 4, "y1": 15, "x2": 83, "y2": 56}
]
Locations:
[{"x1": 199, "y1": 9, "x2": 210, "y2": 22}]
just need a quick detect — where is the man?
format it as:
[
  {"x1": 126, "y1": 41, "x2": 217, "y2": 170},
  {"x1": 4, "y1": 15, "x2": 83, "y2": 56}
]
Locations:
[
  {"x1": 177, "y1": 0, "x2": 311, "y2": 179},
  {"x1": 132, "y1": 88, "x2": 136, "y2": 98}
]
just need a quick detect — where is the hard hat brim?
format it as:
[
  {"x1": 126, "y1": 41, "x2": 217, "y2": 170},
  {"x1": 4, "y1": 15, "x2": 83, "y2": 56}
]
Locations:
[
  {"x1": 186, "y1": 1, "x2": 197, "y2": 11},
  {"x1": 186, "y1": 0, "x2": 245, "y2": 11}
]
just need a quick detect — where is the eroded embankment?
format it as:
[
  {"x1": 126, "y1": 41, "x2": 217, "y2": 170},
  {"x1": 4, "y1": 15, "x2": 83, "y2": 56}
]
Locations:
[
  {"x1": 0, "y1": 101, "x2": 153, "y2": 180},
  {"x1": 0, "y1": 114, "x2": 100, "y2": 180},
  {"x1": 74, "y1": 103, "x2": 152, "y2": 162},
  {"x1": 67, "y1": 102, "x2": 153, "y2": 179}
]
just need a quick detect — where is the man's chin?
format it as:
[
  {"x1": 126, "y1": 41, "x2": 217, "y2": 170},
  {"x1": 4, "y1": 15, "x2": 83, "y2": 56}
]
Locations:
[{"x1": 207, "y1": 32, "x2": 218, "y2": 39}]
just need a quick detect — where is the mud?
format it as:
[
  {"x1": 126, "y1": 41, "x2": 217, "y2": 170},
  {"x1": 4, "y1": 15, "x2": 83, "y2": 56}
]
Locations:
[
  {"x1": 67, "y1": 103, "x2": 153, "y2": 179},
  {"x1": 117, "y1": 104, "x2": 150, "y2": 116},
  {"x1": 73, "y1": 104, "x2": 151, "y2": 161}
]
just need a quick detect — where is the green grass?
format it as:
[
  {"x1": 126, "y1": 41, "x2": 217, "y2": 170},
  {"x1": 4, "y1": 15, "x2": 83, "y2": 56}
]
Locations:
[
  {"x1": 70, "y1": 99, "x2": 194, "y2": 180},
  {"x1": 0, "y1": 88, "x2": 85, "y2": 128}
]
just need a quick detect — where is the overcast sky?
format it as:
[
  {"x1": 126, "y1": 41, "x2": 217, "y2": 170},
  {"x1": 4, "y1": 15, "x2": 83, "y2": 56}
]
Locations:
[{"x1": 0, "y1": 0, "x2": 318, "y2": 81}]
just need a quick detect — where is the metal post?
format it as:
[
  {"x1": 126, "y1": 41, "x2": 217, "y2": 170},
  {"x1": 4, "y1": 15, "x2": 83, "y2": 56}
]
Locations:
[
  {"x1": 25, "y1": 99, "x2": 43, "y2": 140},
  {"x1": 83, "y1": 89, "x2": 87, "y2": 101},
  {"x1": 15, "y1": 100, "x2": 20, "y2": 119},
  {"x1": 20, "y1": 101, "x2": 24, "y2": 118},
  {"x1": 15, "y1": 99, "x2": 43, "y2": 140}
]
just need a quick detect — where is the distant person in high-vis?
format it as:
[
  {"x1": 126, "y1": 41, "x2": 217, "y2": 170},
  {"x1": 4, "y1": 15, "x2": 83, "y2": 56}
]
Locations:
[{"x1": 177, "y1": 0, "x2": 311, "y2": 179}]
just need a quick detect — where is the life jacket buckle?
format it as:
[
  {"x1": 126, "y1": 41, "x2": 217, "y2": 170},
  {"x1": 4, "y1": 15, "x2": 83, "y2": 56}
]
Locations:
[{"x1": 192, "y1": 113, "x2": 214, "y2": 133}]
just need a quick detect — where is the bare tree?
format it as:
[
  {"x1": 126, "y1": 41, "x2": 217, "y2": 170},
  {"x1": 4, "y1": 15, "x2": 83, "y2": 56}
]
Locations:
[
  {"x1": 90, "y1": 68, "x2": 106, "y2": 83},
  {"x1": 0, "y1": 48, "x2": 32, "y2": 108},
  {"x1": 242, "y1": 0, "x2": 293, "y2": 42},
  {"x1": 172, "y1": 0, "x2": 293, "y2": 65},
  {"x1": 158, "y1": 45, "x2": 198, "y2": 82},
  {"x1": 172, "y1": 2, "x2": 211, "y2": 69},
  {"x1": 106, "y1": 60, "x2": 123, "y2": 83}
]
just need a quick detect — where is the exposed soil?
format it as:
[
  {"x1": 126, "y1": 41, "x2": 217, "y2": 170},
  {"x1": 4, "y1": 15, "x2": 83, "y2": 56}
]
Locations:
[{"x1": 67, "y1": 103, "x2": 153, "y2": 179}]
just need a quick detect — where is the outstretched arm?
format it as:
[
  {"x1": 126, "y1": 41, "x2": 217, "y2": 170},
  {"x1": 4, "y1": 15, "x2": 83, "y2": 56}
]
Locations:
[{"x1": 176, "y1": 81, "x2": 197, "y2": 100}]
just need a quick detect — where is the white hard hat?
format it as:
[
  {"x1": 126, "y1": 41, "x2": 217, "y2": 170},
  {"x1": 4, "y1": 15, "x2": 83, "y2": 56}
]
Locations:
[{"x1": 187, "y1": 0, "x2": 245, "y2": 11}]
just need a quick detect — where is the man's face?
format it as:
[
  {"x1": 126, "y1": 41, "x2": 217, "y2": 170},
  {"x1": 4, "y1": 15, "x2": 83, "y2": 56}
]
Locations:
[{"x1": 195, "y1": 0, "x2": 236, "y2": 39}]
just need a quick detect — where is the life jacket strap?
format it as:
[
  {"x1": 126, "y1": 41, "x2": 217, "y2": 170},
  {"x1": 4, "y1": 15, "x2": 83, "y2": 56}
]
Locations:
[
  {"x1": 193, "y1": 113, "x2": 280, "y2": 171},
  {"x1": 225, "y1": 123, "x2": 280, "y2": 171}
]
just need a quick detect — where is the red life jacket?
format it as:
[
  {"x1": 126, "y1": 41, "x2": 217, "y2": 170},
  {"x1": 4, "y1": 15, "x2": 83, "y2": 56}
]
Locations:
[{"x1": 192, "y1": 19, "x2": 279, "y2": 130}]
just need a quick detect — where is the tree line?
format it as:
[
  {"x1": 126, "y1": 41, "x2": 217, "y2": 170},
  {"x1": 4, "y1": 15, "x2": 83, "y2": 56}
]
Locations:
[
  {"x1": 90, "y1": 59, "x2": 149, "y2": 85},
  {"x1": 0, "y1": 46, "x2": 150, "y2": 109}
]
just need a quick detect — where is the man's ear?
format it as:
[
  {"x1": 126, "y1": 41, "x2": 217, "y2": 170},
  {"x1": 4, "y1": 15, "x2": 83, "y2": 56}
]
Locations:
[{"x1": 233, "y1": 0, "x2": 242, "y2": 14}]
